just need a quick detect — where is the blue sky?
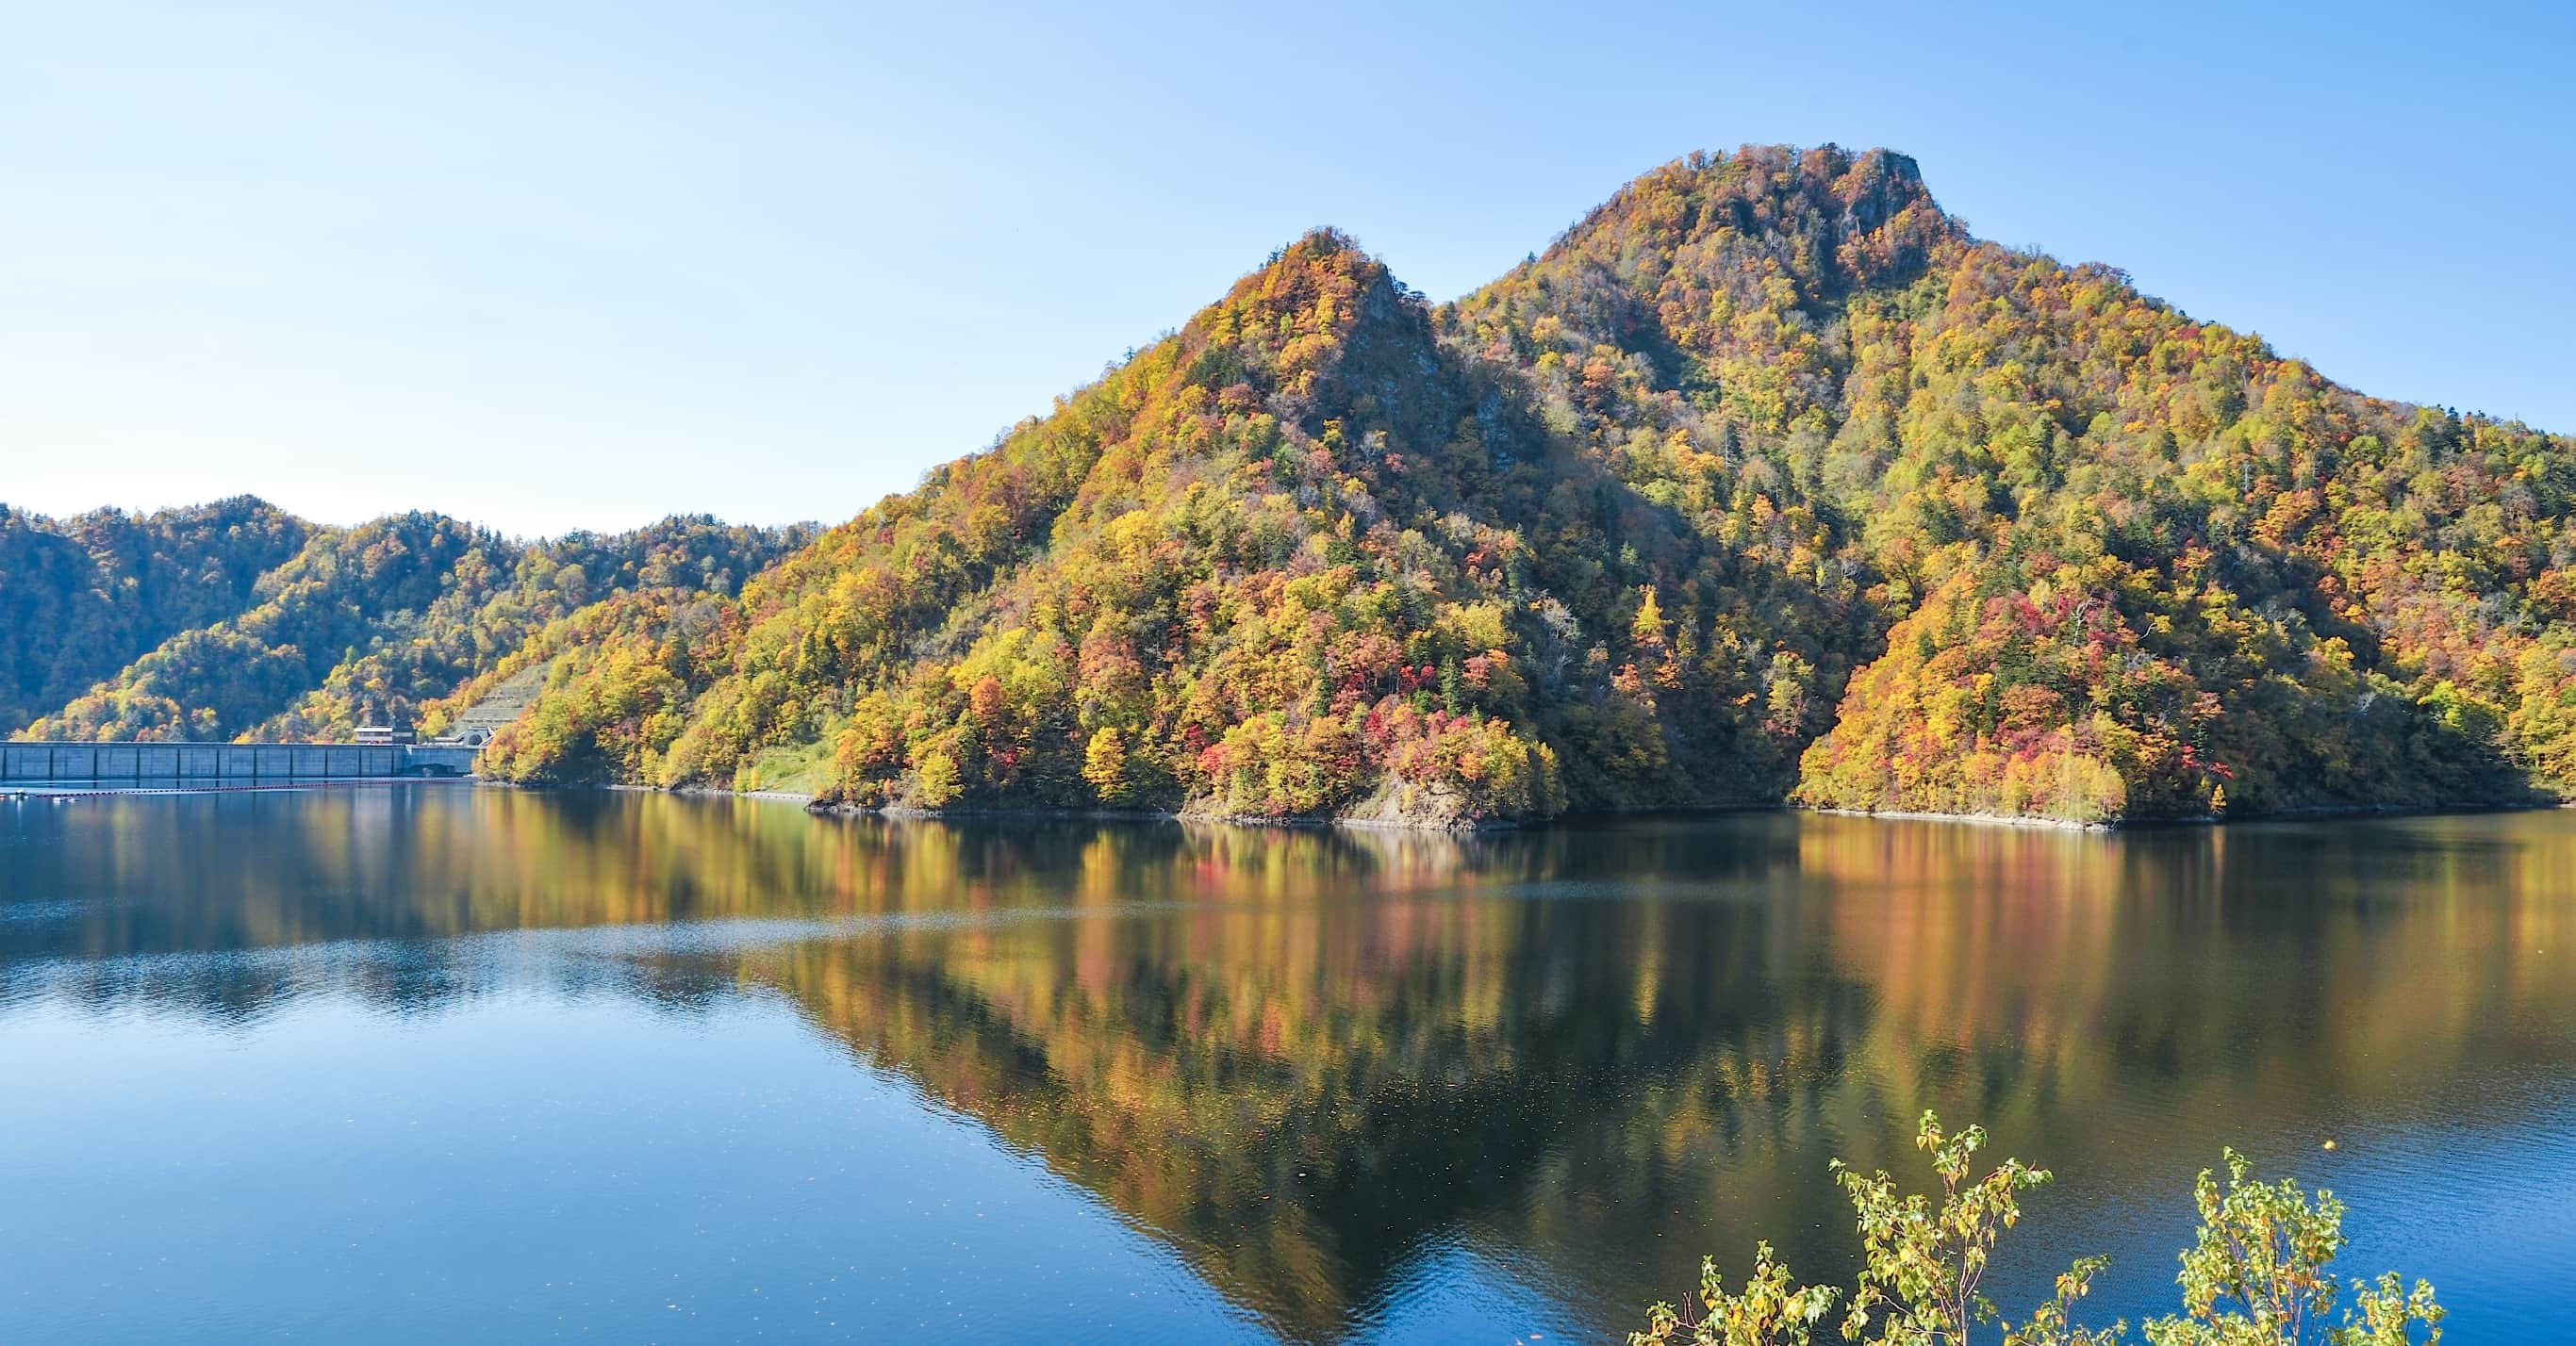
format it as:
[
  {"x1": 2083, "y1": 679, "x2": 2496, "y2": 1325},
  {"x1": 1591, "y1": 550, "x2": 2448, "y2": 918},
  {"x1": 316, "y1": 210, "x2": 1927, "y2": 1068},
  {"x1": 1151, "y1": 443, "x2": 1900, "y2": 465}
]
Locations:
[{"x1": 4, "y1": 0, "x2": 2569, "y2": 537}]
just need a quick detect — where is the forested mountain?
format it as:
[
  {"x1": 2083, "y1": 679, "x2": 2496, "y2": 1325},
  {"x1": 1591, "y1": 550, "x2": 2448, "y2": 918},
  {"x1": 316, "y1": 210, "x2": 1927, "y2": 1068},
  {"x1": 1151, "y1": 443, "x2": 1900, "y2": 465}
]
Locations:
[
  {"x1": 13, "y1": 510, "x2": 801, "y2": 744},
  {"x1": 466, "y1": 231, "x2": 1612, "y2": 818},
  {"x1": 0, "y1": 498, "x2": 312, "y2": 734},
  {"x1": 1442, "y1": 147, "x2": 2576, "y2": 820},
  {"x1": 18, "y1": 145, "x2": 2575, "y2": 826},
  {"x1": 466, "y1": 144, "x2": 2575, "y2": 826},
  {"x1": 251, "y1": 515, "x2": 802, "y2": 742}
]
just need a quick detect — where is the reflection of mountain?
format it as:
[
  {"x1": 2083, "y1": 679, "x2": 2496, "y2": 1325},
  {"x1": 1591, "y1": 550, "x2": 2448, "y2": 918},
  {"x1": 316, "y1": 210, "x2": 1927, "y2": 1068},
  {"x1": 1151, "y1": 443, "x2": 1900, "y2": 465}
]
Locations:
[
  {"x1": 4, "y1": 794, "x2": 2572, "y2": 1338},
  {"x1": 730, "y1": 825, "x2": 1883, "y2": 1338}
]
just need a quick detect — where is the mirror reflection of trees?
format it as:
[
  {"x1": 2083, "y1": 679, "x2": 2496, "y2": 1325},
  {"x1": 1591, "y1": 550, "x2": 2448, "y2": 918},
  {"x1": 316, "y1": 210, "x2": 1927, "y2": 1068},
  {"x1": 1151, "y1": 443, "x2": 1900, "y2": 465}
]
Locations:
[{"x1": 3, "y1": 793, "x2": 2569, "y2": 1338}]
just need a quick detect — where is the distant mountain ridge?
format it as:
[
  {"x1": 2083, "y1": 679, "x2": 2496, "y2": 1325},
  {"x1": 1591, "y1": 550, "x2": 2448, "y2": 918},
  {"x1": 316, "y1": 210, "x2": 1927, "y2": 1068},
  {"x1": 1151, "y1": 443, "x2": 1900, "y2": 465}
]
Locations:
[
  {"x1": 0, "y1": 497, "x2": 312, "y2": 735},
  {"x1": 14, "y1": 144, "x2": 2575, "y2": 827},
  {"x1": 6, "y1": 505, "x2": 804, "y2": 745}
]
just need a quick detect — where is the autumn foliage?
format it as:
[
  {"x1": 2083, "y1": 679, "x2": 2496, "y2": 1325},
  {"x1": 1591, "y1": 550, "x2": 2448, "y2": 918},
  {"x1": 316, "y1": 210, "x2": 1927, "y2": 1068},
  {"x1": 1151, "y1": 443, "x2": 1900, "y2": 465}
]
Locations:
[
  {"x1": 15, "y1": 145, "x2": 2576, "y2": 827},
  {"x1": 464, "y1": 148, "x2": 2576, "y2": 824}
]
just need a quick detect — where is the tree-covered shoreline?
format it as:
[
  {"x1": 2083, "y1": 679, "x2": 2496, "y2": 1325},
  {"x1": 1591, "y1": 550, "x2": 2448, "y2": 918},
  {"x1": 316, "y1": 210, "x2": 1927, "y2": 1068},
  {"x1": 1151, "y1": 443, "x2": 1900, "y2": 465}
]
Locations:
[{"x1": 12, "y1": 145, "x2": 2576, "y2": 829}]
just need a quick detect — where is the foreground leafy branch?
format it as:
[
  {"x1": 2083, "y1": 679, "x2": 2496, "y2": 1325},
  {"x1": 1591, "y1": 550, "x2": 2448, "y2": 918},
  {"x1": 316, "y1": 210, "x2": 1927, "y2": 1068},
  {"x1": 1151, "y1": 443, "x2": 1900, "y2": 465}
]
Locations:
[
  {"x1": 1633, "y1": 1114, "x2": 2440, "y2": 1346},
  {"x1": 1633, "y1": 1242, "x2": 1837, "y2": 1346},
  {"x1": 2144, "y1": 1149, "x2": 2443, "y2": 1346}
]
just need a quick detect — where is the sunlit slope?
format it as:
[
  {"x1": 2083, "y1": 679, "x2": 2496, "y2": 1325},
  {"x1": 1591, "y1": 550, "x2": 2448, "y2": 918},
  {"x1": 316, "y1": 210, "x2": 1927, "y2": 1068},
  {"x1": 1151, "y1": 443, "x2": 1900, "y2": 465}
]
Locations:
[
  {"x1": 470, "y1": 144, "x2": 2576, "y2": 823},
  {"x1": 479, "y1": 228, "x2": 1862, "y2": 823}
]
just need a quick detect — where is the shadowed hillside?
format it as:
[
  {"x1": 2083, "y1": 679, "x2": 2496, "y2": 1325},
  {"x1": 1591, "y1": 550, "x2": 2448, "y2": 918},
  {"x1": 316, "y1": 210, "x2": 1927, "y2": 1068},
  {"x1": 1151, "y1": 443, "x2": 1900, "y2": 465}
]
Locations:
[
  {"x1": 0, "y1": 497, "x2": 312, "y2": 734},
  {"x1": 17, "y1": 513, "x2": 801, "y2": 742}
]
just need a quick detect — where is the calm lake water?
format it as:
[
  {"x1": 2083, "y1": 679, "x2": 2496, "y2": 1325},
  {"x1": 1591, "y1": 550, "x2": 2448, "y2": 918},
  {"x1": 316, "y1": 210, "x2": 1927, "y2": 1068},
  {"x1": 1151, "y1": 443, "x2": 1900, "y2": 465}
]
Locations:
[{"x1": 1, "y1": 788, "x2": 2568, "y2": 1343}]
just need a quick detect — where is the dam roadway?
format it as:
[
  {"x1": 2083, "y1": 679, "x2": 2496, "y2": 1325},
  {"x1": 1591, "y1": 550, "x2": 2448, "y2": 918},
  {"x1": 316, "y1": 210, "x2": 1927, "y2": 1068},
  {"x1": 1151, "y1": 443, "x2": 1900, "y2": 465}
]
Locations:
[{"x1": 0, "y1": 741, "x2": 479, "y2": 786}]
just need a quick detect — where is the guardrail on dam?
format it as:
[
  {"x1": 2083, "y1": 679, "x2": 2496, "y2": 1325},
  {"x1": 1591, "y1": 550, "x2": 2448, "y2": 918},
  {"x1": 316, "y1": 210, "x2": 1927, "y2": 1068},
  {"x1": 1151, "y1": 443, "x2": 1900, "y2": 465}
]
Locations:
[{"x1": 0, "y1": 742, "x2": 478, "y2": 784}]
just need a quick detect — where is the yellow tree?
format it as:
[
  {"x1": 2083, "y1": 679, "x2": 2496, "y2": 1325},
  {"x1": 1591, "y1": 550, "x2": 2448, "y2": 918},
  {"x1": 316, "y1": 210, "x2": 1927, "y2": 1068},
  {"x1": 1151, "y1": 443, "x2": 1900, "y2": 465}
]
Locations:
[{"x1": 1082, "y1": 727, "x2": 1128, "y2": 803}]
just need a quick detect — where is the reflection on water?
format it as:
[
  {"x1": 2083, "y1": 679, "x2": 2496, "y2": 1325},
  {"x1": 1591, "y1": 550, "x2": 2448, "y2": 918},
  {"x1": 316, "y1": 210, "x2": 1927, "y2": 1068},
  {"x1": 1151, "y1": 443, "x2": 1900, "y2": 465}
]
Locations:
[{"x1": 2, "y1": 788, "x2": 2571, "y2": 1342}]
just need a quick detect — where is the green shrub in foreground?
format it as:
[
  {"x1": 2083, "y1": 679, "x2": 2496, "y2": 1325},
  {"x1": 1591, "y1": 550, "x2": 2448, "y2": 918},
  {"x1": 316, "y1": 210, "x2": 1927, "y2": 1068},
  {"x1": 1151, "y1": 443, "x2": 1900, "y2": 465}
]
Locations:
[{"x1": 1631, "y1": 1113, "x2": 2442, "y2": 1346}]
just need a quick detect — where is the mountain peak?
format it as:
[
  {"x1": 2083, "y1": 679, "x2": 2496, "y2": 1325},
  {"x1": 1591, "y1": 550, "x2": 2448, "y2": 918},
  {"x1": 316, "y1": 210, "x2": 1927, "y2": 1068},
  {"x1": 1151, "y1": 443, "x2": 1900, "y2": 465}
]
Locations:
[
  {"x1": 1527, "y1": 142, "x2": 1957, "y2": 302},
  {"x1": 24, "y1": 151, "x2": 2576, "y2": 832}
]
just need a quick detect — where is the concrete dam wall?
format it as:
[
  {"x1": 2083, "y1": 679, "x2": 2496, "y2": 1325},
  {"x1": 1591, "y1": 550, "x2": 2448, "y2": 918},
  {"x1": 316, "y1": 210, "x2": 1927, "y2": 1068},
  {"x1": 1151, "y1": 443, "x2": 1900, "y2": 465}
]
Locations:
[{"x1": 0, "y1": 742, "x2": 477, "y2": 783}]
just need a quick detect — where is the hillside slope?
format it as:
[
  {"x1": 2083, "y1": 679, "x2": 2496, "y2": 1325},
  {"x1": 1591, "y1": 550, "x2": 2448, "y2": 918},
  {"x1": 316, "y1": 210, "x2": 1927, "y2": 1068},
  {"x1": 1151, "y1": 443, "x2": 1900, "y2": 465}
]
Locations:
[
  {"x1": 19, "y1": 514, "x2": 800, "y2": 743},
  {"x1": 475, "y1": 228, "x2": 1839, "y2": 822},
  {"x1": 23, "y1": 145, "x2": 2568, "y2": 826},
  {"x1": 1446, "y1": 146, "x2": 2576, "y2": 819},
  {"x1": 477, "y1": 144, "x2": 2576, "y2": 826},
  {"x1": 0, "y1": 498, "x2": 312, "y2": 734}
]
